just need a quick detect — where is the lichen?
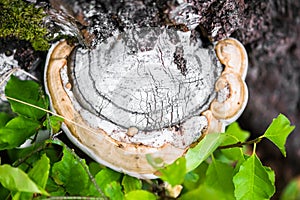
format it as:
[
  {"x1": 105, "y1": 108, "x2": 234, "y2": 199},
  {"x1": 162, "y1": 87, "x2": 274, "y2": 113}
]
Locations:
[{"x1": 0, "y1": 0, "x2": 49, "y2": 51}]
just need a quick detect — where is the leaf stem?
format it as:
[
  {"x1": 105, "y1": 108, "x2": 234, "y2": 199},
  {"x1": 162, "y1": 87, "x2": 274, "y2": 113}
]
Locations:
[
  {"x1": 218, "y1": 136, "x2": 263, "y2": 149},
  {"x1": 12, "y1": 143, "x2": 48, "y2": 167}
]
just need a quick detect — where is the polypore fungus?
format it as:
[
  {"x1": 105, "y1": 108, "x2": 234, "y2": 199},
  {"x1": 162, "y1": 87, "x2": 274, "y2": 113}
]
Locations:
[{"x1": 45, "y1": 28, "x2": 248, "y2": 179}]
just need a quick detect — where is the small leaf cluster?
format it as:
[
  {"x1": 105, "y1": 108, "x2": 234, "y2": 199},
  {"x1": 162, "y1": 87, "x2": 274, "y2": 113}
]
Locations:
[
  {"x1": 0, "y1": 75, "x2": 297, "y2": 200},
  {"x1": 153, "y1": 114, "x2": 295, "y2": 199},
  {"x1": 0, "y1": 0, "x2": 49, "y2": 51},
  {"x1": 1, "y1": 76, "x2": 62, "y2": 150}
]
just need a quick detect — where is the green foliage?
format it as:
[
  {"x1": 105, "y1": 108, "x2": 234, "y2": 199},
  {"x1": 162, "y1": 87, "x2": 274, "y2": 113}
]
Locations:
[
  {"x1": 0, "y1": 75, "x2": 296, "y2": 199},
  {"x1": 233, "y1": 153, "x2": 275, "y2": 200},
  {"x1": 158, "y1": 157, "x2": 186, "y2": 186},
  {"x1": 0, "y1": 76, "x2": 55, "y2": 151},
  {"x1": 95, "y1": 168, "x2": 122, "y2": 193},
  {"x1": 280, "y1": 178, "x2": 300, "y2": 200},
  {"x1": 185, "y1": 132, "x2": 225, "y2": 172},
  {"x1": 104, "y1": 181, "x2": 124, "y2": 200},
  {"x1": 121, "y1": 175, "x2": 142, "y2": 193},
  {"x1": 51, "y1": 147, "x2": 91, "y2": 196},
  {"x1": 0, "y1": 116, "x2": 41, "y2": 150},
  {"x1": 125, "y1": 190, "x2": 157, "y2": 200},
  {"x1": 5, "y1": 76, "x2": 48, "y2": 120},
  {"x1": 0, "y1": 0, "x2": 49, "y2": 51},
  {"x1": 263, "y1": 114, "x2": 295, "y2": 156},
  {"x1": 0, "y1": 112, "x2": 12, "y2": 127},
  {"x1": 0, "y1": 165, "x2": 48, "y2": 196},
  {"x1": 205, "y1": 158, "x2": 235, "y2": 199},
  {"x1": 18, "y1": 154, "x2": 50, "y2": 199},
  {"x1": 220, "y1": 122, "x2": 250, "y2": 160},
  {"x1": 43, "y1": 116, "x2": 64, "y2": 134}
]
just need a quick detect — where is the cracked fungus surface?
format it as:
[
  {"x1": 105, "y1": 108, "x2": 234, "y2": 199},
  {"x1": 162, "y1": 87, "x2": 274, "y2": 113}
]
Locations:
[{"x1": 67, "y1": 27, "x2": 223, "y2": 147}]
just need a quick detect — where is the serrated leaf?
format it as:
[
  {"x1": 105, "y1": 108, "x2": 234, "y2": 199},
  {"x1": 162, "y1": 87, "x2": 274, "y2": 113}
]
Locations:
[
  {"x1": 5, "y1": 75, "x2": 49, "y2": 120},
  {"x1": 264, "y1": 166, "x2": 275, "y2": 186},
  {"x1": 51, "y1": 147, "x2": 89, "y2": 195},
  {"x1": 125, "y1": 190, "x2": 157, "y2": 200},
  {"x1": 185, "y1": 133, "x2": 225, "y2": 172},
  {"x1": 43, "y1": 116, "x2": 63, "y2": 133},
  {"x1": 263, "y1": 114, "x2": 295, "y2": 156},
  {"x1": 233, "y1": 154, "x2": 275, "y2": 200},
  {"x1": 0, "y1": 164, "x2": 48, "y2": 195},
  {"x1": 0, "y1": 116, "x2": 41, "y2": 150},
  {"x1": 104, "y1": 181, "x2": 124, "y2": 200},
  {"x1": 122, "y1": 175, "x2": 142, "y2": 193},
  {"x1": 158, "y1": 157, "x2": 186, "y2": 186},
  {"x1": 205, "y1": 159, "x2": 235, "y2": 199}
]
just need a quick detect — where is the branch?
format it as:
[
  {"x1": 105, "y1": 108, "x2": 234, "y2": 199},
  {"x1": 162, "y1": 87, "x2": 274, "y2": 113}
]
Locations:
[{"x1": 218, "y1": 137, "x2": 263, "y2": 149}]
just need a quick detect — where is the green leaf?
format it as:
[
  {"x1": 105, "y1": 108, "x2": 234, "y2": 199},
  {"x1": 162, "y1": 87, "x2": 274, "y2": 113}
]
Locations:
[
  {"x1": 280, "y1": 178, "x2": 300, "y2": 200},
  {"x1": 5, "y1": 76, "x2": 49, "y2": 120},
  {"x1": 205, "y1": 159, "x2": 235, "y2": 199},
  {"x1": 94, "y1": 168, "x2": 121, "y2": 191},
  {"x1": 233, "y1": 154, "x2": 275, "y2": 200},
  {"x1": 183, "y1": 162, "x2": 208, "y2": 191},
  {"x1": 104, "y1": 181, "x2": 124, "y2": 200},
  {"x1": 221, "y1": 123, "x2": 250, "y2": 160},
  {"x1": 264, "y1": 166, "x2": 275, "y2": 186},
  {"x1": 28, "y1": 154, "x2": 50, "y2": 189},
  {"x1": 122, "y1": 175, "x2": 142, "y2": 194},
  {"x1": 51, "y1": 147, "x2": 89, "y2": 195},
  {"x1": 89, "y1": 161, "x2": 105, "y2": 176},
  {"x1": 18, "y1": 154, "x2": 50, "y2": 200},
  {"x1": 185, "y1": 133, "x2": 225, "y2": 172},
  {"x1": 0, "y1": 112, "x2": 12, "y2": 128},
  {"x1": 0, "y1": 116, "x2": 41, "y2": 150},
  {"x1": 225, "y1": 122, "x2": 250, "y2": 142},
  {"x1": 158, "y1": 157, "x2": 186, "y2": 186},
  {"x1": 125, "y1": 190, "x2": 157, "y2": 200},
  {"x1": 0, "y1": 184, "x2": 10, "y2": 200},
  {"x1": 180, "y1": 184, "x2": 226, "y2": 200},
  {"x1": 43, "y1": 116, "x2": 63, "y2": 133},
  {"x1": 263, "y1": 114, "x2": 295, "y2": 156},
  {"x1": 45, "y1": 178, "x2": 66, "y2": 196},
  {"x1": 0, "y1": 164, "x2": 48, "y2": 195}
]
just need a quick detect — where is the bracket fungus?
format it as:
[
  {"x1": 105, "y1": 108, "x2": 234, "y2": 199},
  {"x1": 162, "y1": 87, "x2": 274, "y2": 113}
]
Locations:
[{"x1": 45, "y1": 28, "x2": 248, "y2": 179}]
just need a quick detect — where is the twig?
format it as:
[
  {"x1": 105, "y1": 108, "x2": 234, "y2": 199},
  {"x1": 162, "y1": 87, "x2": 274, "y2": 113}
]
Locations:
[
  {"x1": 12, "y1": 143, "x2": 48, "y2": 167},
  {"x1": 218, "y1": 136, "x2": 263, "y2": 149}
]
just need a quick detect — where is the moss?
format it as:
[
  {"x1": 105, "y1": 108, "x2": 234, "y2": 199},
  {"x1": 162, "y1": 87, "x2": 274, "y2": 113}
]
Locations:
[{"x1": 0, "y1": 0, "x2": 49, "y2": 51}]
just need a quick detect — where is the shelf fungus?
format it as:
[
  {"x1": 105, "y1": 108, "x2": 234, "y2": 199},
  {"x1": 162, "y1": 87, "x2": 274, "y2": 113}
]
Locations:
[{"x1": 44, "y1": 28, "x2": 248, "y2": 179}]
